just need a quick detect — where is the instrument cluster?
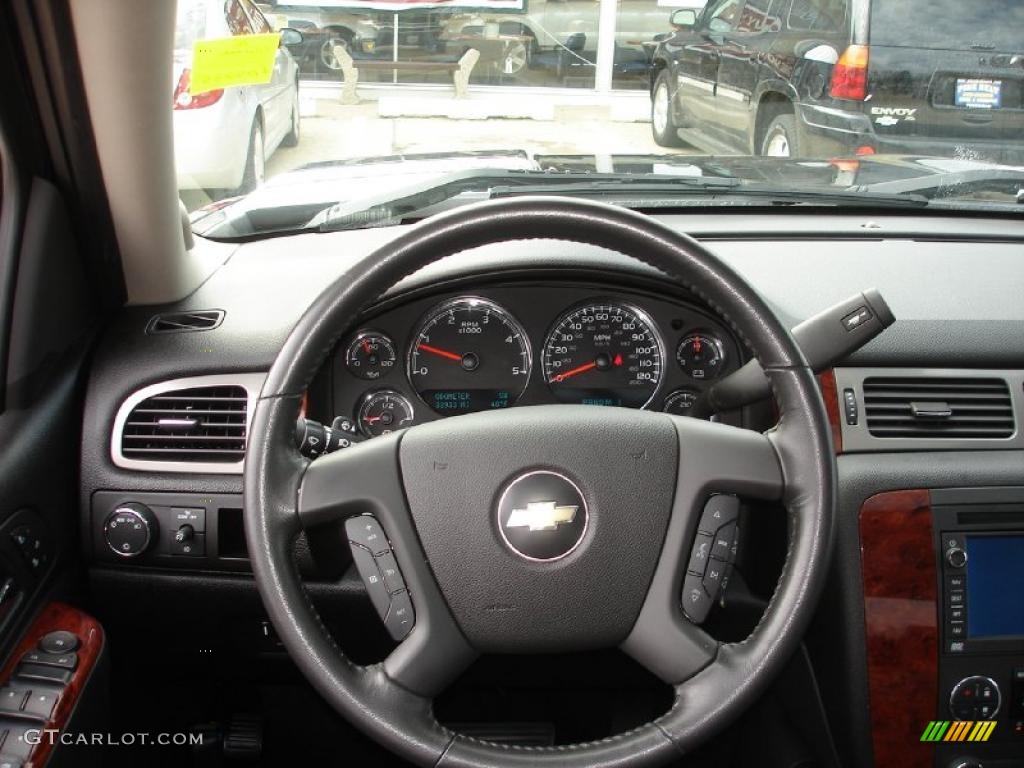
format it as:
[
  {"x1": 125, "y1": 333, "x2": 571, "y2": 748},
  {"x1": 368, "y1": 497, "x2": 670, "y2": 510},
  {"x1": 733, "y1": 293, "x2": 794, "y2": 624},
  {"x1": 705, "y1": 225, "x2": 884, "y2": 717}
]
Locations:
[{"x1": 329, "y1": 283, "x2": 741, "y2": 438}]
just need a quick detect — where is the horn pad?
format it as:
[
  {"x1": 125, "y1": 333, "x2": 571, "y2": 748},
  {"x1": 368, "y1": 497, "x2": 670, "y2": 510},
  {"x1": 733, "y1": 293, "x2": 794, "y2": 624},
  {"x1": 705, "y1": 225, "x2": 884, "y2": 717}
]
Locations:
[{"x1": 399, "y1": 405, "x2": 678, "y2": 652}]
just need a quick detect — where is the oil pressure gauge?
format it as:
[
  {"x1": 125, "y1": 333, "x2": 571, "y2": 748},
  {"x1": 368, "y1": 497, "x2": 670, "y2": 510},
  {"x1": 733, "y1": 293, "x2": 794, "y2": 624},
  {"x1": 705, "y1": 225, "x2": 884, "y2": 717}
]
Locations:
[{"x1": 345, "y1": 332, "x2": 397, "y2": 380}]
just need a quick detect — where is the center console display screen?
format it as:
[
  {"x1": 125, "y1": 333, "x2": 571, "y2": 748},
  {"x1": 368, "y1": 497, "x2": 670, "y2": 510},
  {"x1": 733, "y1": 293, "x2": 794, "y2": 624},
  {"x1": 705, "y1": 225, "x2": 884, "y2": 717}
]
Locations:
[{"x1": 966, "y1": 534, "x2": 1024, "y2": 639}]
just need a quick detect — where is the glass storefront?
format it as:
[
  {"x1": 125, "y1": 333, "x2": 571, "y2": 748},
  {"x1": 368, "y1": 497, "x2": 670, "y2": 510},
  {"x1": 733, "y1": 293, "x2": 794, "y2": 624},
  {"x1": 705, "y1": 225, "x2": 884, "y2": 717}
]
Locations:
[{"x1": 257, "y1": 0, "x2": 698, "y2": 90}]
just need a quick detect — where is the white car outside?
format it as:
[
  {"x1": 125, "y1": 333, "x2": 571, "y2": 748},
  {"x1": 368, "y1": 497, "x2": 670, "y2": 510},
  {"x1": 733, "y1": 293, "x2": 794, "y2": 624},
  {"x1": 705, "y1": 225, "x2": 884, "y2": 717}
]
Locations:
[{"x1": 174, "y1": 0, "x2": 301, "y2": 193}]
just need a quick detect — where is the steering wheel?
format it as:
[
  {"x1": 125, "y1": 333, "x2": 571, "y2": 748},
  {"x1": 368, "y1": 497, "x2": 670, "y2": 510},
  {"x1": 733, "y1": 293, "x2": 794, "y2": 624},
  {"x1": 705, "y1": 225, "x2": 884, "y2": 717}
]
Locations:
[{"x1": 244, "y1": 197, "x2": 835, "y2": 767}]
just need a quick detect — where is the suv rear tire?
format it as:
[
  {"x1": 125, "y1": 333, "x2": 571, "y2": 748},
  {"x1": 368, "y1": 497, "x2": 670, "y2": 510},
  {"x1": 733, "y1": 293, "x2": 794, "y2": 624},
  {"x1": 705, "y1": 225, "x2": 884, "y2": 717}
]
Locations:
[
  {"x1": 760, "y1": 113, "x2": 799, "y2": 158},
  {"x1": 651, "y1": 71, "x2": 684, "y2": 148}
]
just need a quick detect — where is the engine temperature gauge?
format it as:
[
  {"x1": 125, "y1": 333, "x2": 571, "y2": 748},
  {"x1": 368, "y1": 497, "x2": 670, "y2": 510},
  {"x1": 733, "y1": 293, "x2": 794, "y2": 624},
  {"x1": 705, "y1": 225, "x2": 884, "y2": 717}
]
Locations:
[
  {"x1": 345, "y1": 332, "x2": 397, "y2": 380},
  {"x1": 357, "y1": 390, "x2": 414, "y2": 438},
  {"x1": 676, "y1": 333, "x2": 725, "y2": 381}
]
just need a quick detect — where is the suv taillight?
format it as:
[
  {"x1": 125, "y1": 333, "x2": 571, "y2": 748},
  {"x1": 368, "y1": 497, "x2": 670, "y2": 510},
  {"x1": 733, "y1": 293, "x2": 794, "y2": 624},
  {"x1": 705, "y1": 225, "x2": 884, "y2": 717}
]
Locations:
[
  {"x1": 173, "y1": 69, "x2": 224, "y2": 110},
  {"x1": 830, "y1": 45, "x2": 869, "y2": 101}
]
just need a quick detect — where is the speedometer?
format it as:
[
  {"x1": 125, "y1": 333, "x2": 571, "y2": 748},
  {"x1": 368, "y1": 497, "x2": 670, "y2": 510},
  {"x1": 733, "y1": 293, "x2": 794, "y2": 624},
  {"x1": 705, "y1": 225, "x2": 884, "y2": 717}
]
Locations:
[
  {"x1": 409, "y1": 297, "x2": 531, "y2": 415},
  {"x1": 542, "y1": 302, "x2": 663, "y2": 408}
]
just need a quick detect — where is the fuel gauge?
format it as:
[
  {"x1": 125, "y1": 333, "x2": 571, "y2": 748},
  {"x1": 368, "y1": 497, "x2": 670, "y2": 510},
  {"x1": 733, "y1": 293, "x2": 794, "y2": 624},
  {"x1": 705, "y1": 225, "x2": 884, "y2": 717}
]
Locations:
[{"x1": 357, "y1": 390, "x2": 414, "y2": 438}]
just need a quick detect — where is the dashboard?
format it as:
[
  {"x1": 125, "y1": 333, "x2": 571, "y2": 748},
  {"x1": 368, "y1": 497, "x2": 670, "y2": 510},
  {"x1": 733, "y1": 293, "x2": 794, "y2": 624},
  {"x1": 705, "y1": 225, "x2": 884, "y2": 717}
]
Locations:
[
  {"x1": 78, "y1": 213, "x2": 1024, "y2": 768},
  {"x1": 328, "y1": 281, "x2": 744, "y2": 438}
]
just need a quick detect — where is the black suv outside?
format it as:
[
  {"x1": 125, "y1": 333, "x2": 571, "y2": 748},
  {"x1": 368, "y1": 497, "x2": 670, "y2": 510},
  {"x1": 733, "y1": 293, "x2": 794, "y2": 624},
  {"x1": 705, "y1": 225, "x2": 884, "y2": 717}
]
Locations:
[{"x1": 649, "y1": 0, "x2": 1024, "y2": 162}]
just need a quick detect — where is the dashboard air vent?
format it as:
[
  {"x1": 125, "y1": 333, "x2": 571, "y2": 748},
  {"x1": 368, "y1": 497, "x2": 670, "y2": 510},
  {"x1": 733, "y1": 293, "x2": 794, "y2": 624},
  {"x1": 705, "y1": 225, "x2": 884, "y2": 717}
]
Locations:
[
  {"x1": 147, "y1": 310, "x2": 224, "y2": 334},
  {"x1": 120, "y1": 385, "x2": 248, "y2": 462},
  {"x1": 864, "y1": 377, "x2": 1014, "y2": 439}
]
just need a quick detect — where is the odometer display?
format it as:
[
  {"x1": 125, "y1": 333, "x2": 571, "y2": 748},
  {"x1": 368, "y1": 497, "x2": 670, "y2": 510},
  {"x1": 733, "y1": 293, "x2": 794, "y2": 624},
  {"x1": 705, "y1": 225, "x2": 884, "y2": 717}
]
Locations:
[
  {"x1": 542, "y1": 302, "x2": 663, "y2": 408},
  {"x1": 409, "y1": 297, "x2": 531, "y2": 415}
]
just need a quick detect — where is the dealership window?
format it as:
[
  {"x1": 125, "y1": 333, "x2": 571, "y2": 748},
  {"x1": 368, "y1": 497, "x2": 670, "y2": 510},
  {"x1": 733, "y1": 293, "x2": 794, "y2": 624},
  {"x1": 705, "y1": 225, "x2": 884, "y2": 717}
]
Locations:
[{"x1": 259, "y1": 0, "x2": 687, "y2": 90}]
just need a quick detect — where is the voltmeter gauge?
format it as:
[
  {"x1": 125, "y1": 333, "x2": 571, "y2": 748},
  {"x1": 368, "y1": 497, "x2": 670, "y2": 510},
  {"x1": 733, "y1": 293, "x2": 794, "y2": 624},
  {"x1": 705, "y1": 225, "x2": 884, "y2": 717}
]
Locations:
[
  {"x1": 357, "y1": 390, "x2": 414, "y2": 438},
  {"x1": 676, "y1": 333, "x2": 725, "y2": 381},
  {"x1": 662, "y1": 388, "x2": 700, "y2": 416},
  {"x1": 345, "y1": 332, "x2": 397, "y2": 380}
]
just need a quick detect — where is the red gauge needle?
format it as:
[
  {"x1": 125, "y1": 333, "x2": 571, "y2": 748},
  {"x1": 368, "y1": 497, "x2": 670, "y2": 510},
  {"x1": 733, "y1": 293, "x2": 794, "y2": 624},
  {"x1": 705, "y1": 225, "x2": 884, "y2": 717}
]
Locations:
[
  {"x1": 364, "y1": 416, "x2": 381, "y2": 423},
  {"x1": 417, "y1": 343, "x2": 463, "y2": 362},
  {"x1": 553, "y1": 354, "x2": 623, "y2": 383},
  {"x1": 553, "y1": 361, "x2": 598, "y2": 383},
  {"x1": 362, "y1": 339, "x2": 372, "y2": 355}
]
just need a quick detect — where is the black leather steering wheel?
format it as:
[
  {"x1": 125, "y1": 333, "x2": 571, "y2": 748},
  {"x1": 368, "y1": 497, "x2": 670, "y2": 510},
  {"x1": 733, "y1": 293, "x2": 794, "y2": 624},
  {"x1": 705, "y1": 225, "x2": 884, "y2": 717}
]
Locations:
[{"x1": 244, "y1": 197, "x2": 836, "y2": 767}]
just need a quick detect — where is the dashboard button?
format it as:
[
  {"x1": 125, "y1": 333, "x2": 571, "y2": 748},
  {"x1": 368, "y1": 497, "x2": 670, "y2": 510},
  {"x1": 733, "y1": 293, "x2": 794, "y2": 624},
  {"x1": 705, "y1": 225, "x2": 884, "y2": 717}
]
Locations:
[
  {"x1": 384, "y1": 591, "x2": 415, "y2": 641},
  {"x1": 950, "y1": 676, "x2": 1000, "y2": 721},
  {"x1": 14, "y1": 664, "x2": 70, "y2": 686},
  {"x1": 699, "y1": 495, "x2": 738, "y2": 535},
  {"x1": 682, "y1": 573, "x2": 712, "y2": 624},
  {"x1": 374, "y1": 551, "x2": 406, "y2": 595},
  {"x1": 703, "y1": 560, "x2": 725, "y2": 597},
  {"x1": 687, "y1": 533, "x2": 713, "y2": 574},
  {"x1": 21, "y1": 690, "x2": 58, "y2": 721},
  {"x1": 0, "y1": 689, "x2": 27, "y2": 716},
  {"x1": 38, "y1": 631, "x2": 78, "y2": 654},
  {"x1": 711, "y1": 522, "x2": 736, "y2": 561},
  {"x1": 948, "y1": 590, "x2": 965, "y2": 607},
  {"x1": 20, "y1": 651, "x2": 76, "y2": 671},
  {"x1": 345, "y1": 515, "x2": 390, "y2": 555},
  {"x1": 349, "y1": 544, "x2": 391, "y2": 619}
]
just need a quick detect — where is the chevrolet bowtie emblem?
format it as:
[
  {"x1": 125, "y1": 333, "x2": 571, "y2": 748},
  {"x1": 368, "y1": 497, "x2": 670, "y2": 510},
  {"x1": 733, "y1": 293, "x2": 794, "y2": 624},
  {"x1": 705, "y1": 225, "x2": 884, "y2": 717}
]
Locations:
[{"x1": 505, "y1": 501, "x2": 579, "y2": 531}]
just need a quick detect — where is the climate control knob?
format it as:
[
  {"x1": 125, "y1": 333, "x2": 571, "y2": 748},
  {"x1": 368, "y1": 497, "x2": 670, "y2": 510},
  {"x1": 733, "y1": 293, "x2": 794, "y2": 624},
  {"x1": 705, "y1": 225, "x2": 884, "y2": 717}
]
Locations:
[{"x1": 104, "y1": 503, "x2": 158, "y2": 558}]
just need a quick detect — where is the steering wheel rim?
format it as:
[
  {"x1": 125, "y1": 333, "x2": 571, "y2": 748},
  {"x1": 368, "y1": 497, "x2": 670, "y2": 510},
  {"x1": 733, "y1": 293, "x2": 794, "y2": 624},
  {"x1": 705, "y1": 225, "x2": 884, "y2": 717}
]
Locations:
[{"x1": 243, "y1": 197, "x2": 836, "y2": 768}]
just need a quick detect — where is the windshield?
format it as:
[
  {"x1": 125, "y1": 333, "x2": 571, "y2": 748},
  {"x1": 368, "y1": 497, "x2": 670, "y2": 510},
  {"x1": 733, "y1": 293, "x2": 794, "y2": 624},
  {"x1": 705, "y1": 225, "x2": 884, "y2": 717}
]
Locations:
[{"x1": 172, "y1": 0, "x2": 1024, "y2": 236}]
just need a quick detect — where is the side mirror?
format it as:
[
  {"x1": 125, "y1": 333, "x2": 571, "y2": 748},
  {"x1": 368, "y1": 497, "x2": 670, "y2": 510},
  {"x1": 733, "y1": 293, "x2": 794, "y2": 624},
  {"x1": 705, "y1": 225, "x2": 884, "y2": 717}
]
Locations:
[
  {"x1": 670, "y1": 8, "x2": 698, "y2": 28},
  {"x1": 279, "y1": 27, "x2": 303, "y2": 46}
]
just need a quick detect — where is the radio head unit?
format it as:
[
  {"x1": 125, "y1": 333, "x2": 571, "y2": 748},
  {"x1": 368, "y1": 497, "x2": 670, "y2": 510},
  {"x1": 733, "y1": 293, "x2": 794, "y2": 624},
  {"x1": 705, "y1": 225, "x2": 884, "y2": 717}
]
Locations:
[{"x1": 940, "y1": 527, "x2": 1024, "y2": 656}]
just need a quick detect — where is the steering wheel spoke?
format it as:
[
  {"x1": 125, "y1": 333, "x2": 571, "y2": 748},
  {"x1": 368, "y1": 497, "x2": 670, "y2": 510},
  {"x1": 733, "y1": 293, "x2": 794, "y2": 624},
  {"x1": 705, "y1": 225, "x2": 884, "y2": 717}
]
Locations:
[
  {"x1": 621, "y1": 417, "x2": 783, "y2": 684},
  {"x1": 298, "y1": 434, "x2": 477, "y2": 697}
]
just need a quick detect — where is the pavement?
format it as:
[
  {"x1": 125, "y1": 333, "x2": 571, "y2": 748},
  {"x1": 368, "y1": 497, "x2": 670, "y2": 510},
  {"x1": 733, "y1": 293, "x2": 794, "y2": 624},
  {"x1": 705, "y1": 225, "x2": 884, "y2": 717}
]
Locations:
[
  {"x1": 182, "y1": 90, "x2": 698, "y2": 211},
  {"x1": 268, "y1": 98, "x2": 693, "y2": 174}
]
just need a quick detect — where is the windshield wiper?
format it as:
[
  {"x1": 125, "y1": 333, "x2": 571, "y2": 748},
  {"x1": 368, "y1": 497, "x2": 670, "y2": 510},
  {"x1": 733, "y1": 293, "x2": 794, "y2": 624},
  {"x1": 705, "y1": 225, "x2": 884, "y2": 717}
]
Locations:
[
  {"x1": 858, "y1": 167, "x2": 1024, "y2": 204},
  {"x1": 311, "y1": 169, "x2": 751, "y2": 232},
  {"x1": 488, "y1": 180, "x2": 929, "y2": 209},
  {"x1": 309, "y1": 169, "x2": 598, "y2": 231},
  {"x1": 311, "y1": 168, "x2": 929, "y2": 233}
]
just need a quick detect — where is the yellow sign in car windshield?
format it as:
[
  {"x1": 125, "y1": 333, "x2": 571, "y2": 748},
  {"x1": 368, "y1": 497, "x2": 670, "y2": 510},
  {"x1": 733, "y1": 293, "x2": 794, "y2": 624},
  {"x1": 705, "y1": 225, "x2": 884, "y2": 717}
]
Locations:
[{"x1": 189, "y1": 33, "x2": 279, "y2": 95}]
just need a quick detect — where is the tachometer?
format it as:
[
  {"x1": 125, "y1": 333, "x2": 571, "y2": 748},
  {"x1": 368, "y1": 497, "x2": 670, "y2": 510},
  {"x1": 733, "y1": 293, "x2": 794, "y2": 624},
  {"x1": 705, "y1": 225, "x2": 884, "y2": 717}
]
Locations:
[
  {"x1": 542, "y1": 302, "x2": 663, "y2": 408},
  {"x1": 409, "y1": 297, "x2": 531, "y2": 414}
]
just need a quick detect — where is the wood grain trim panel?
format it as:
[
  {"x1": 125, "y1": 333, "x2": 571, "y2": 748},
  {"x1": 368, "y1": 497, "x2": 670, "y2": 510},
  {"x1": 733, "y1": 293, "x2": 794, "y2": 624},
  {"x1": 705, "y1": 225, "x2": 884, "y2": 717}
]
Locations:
[
  {"x1": 860, "y1": 489, "x2": 936, "y2": 768},
  {"x1": 818, "y1": 369, "x2": 842, "y2": 454},
  {"x1": 0, "y1": 602, "x2": 104, "y2": 767}
]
